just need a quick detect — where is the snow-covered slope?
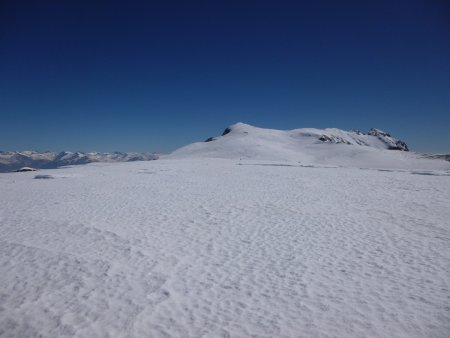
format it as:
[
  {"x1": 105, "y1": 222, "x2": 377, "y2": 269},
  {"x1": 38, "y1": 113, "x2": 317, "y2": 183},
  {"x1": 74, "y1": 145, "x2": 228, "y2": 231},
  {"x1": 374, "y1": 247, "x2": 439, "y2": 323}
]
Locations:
[
  {"x1": 1, "y1": 159, "x2": 449, "y2": 337},
  {"x1": 0, "y1": 151, "x2": 158, "y2": 172},
  {"x1": 170, "y1": 122, "x2": 449, "y2": 170},
  {"x1": 1, "y1": 124, "x2": 449, "y2": 337}
]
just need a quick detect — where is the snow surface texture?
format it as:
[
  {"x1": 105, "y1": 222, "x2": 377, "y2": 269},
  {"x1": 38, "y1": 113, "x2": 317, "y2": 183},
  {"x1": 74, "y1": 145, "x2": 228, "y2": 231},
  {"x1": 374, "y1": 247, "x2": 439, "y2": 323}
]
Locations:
[
  {"x1": 1, "y1": 157, "x2": 450, "y2": 337},
  {"x1": 170, "y1": 123, "x2": 448, "y2": 170},
  {"x1": 0, "y1": 151, "x2": 158, "y2": 172},
  {"x1": 1, "y1": 123, "x2": 450, "y2": 337}
]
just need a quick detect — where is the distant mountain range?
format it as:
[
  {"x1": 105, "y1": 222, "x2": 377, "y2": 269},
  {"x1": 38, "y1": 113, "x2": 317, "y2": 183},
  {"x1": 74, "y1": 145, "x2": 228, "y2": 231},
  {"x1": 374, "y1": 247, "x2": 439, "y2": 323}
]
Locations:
[
  {"x1": 2, "y1": 123, "x2": 448, "y2": 173},
  {"x1": 423, "y1": 154, "x2": 450, "y2": 162},
  {"x1": 0, "y1": 151, "x2": 158, "y2": 172}
]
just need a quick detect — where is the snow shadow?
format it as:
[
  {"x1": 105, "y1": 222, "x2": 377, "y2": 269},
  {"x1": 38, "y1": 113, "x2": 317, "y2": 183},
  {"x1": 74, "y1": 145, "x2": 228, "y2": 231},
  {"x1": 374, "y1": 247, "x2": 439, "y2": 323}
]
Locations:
[
  {"x1": 410, "y1": 171, "x2": 450, "y2": 177},
  {"x1": 237, "y1": 163, "x2": 339, "y2": 169},
  {"x1": 34, "y1": 175, "x2": 54, "y2": 179}
]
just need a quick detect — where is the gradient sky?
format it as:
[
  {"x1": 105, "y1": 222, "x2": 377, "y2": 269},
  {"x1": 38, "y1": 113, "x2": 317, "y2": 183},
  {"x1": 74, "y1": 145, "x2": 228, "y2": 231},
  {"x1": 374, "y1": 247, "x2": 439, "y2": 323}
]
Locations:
[{"x1": 1, "y1": 0, "x2": 449, "y2": 153}]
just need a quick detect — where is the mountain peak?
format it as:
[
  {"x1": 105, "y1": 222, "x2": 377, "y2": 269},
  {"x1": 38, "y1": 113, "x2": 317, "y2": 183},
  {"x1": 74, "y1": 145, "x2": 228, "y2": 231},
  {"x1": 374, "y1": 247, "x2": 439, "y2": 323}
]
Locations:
[{"x1": 168, "y1": 123, "x2": 441, "y2": 169}]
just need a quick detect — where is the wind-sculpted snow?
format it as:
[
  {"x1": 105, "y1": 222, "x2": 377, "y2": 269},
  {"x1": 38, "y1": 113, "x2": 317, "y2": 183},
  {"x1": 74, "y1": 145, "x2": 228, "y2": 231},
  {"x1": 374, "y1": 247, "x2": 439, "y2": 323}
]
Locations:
[
  {"x1": 170, "y1": 123, "x2": 448, "y2": 170},
  {"x1": 1, "y1": 159, "x2": 449, "y2": 337}
]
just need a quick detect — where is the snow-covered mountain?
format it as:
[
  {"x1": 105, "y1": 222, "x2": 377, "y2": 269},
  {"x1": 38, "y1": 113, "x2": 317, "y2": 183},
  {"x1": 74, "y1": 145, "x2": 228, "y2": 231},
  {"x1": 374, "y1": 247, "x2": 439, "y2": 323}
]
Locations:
[
  {"x1": 0, "y1": 151, "x2": 158, "y2": 172},
  {"x1": 2, "y1": 123, "x2": 447, "y2": 172},
  {"x1": 170, "y1": 122, "x2": 448, "y2": 169}
]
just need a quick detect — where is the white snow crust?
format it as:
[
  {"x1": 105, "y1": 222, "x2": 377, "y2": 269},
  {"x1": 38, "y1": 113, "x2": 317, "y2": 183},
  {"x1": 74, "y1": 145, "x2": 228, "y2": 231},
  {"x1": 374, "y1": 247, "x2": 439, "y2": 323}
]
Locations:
[{"x1": 1, "y1": 156, "x2": 450, "y2": 337}]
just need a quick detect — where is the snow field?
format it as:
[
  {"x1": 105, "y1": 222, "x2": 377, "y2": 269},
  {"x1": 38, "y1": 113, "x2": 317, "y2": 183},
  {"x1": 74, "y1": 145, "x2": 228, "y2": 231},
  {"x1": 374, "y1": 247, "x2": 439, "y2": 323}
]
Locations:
[{"x1": 0, "y1": 159, "x2": 449, "y2": 337}]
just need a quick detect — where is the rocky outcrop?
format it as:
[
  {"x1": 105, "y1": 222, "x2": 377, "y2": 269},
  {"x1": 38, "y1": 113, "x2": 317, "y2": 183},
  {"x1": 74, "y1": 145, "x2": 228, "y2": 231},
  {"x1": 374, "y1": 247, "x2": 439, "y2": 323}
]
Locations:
[
  {"x1": 222, "y1": 127, "x2": 232, "y2": 136},
  {"x1": 318, "y1": 135, "x2": 351, "y2": 145},
  {"x1": 367, "y1": 128, "x2": 409, "y2": 151},
  {"x1": 14, "y1": 167, "x2": 37, "y2": 172}
]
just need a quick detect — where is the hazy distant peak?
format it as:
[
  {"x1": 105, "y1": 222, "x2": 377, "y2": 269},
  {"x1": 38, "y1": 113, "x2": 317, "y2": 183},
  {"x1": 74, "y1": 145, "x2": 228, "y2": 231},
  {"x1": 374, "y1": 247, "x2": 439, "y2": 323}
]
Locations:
[{"x1": 0, "y1": 151, "x2": 158, "y2": 173}]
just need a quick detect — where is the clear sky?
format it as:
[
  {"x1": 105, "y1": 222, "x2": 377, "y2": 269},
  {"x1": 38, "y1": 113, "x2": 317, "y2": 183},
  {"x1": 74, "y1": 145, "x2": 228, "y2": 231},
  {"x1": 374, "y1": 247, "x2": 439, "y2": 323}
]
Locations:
[{"x1": 1, "y1": 0, "x2": 449, "y2": 153}]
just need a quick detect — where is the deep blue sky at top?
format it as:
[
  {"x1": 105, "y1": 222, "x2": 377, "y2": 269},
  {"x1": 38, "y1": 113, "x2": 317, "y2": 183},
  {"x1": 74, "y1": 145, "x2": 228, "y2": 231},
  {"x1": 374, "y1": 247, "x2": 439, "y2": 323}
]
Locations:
[{"x1": 0, "y1": 0, "x2": 449, "y2": 153}]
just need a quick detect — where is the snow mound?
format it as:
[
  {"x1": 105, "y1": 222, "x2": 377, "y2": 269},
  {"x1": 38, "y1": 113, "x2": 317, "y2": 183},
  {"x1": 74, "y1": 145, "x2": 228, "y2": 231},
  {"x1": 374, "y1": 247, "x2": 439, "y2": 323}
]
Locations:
[{"x1": 169, "y1": 122, "x2": 449, "y2": 170}]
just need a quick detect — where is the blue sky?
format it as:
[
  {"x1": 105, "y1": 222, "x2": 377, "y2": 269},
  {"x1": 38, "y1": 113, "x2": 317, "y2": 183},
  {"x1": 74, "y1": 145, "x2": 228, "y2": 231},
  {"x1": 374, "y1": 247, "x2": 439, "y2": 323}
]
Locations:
[{"x1": 1, "y1": 0, "x2": 449, "y2": 153}]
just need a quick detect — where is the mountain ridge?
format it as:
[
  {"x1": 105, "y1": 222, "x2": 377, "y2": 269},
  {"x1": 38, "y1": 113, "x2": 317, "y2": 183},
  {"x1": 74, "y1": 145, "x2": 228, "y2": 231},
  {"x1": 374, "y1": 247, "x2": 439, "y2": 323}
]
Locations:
[
  {"x1": 2, "y1": 123, "x2": 448, "y2": 172},
  {"x1": 169, "y1": 122, "x2": 448, "y2": 170},
  {"x1": 0, "y1": 151, "x2": 158, "y2": 172}
]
